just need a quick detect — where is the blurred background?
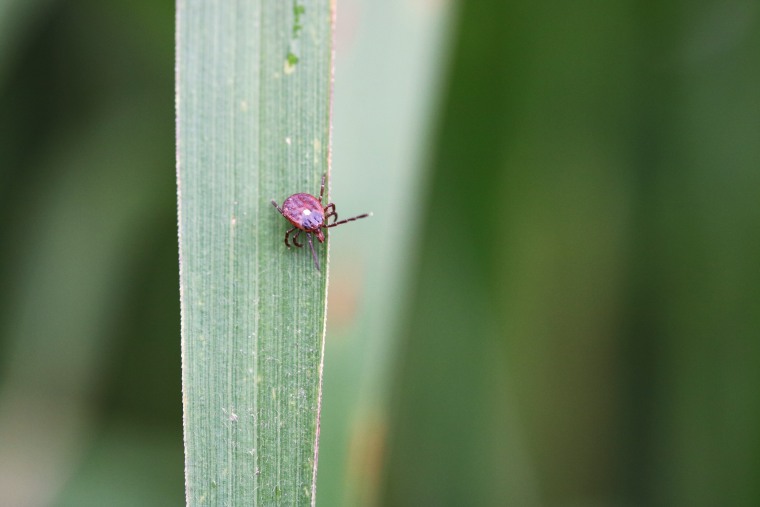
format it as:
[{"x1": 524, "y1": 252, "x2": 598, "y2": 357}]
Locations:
[{"x1": 1, "y1": 0, "x2": 759, "y2": 506}]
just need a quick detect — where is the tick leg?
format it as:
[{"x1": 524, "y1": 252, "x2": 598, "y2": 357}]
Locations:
[
  {"x1": 319, "y1": 173, "x2": 326, "y2": 203},
  {"x1": 284, "y1": 227, "x2": 298, "y2": 248},
  {"x1": 323, "y1": 204, "x2": 338, "y2": 225},
  {"x1": 271, "y1": 200, "x2": 285, "y2": 216},
  {"x1": 307, "y1": 233, "x2": 320, "y2": 272},
  {"x1": 325, "y1": 212, "x2": 338, "y2": 225},
  {"x1": 325, "y1": 213, "x2": 371, "y2": 228},
  {"x1": 292, "y1": 229, "x2": 304, "y2": 248}
]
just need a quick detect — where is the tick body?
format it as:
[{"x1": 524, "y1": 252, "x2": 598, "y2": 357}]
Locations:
[
  {"x1": 271, "y1": 174, "x2": 370, "y2": 271},
  {"x1": 280, "y1": 193, "x2": 326, "y2": 242}
]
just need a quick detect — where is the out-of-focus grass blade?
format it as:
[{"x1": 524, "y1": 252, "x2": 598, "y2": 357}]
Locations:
[
  {"x1": 0, "y1": 0, "x2": 55, "y2": 86},
  {"x1": 176, "y1": 1, "x2": 332, "y2": 505},
  {"x1": 315, "y1": 1, "x2": 454, "y2": 505}
]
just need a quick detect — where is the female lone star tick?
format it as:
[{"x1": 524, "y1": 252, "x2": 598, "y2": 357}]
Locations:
[{"x1": 271, "y1": 174, "x2": 370, "y2": 272}]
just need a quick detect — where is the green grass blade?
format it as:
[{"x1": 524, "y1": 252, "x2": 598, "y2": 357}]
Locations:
[{"x1": 176, "y1": 1, "x2": 332, "y2": 505}]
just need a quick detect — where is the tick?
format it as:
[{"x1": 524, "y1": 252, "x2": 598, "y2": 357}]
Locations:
[{"x1": 271, "y1": 174, "x2": 370, "y2": 271}]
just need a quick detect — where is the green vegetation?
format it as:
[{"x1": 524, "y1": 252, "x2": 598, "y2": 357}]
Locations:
[
  {"x1": 177, "y1": 1, "x2": 332, "y2": 504},
  {"x1": 1, "y1": 1, "x2": 758, "y2": 506}
]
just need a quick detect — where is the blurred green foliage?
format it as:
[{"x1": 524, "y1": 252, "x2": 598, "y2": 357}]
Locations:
[
  {"x1": 0, "y1": 0, "x2": 181, "y2": 505},
  {"x1": 381, "y1": 1, "x2": 760, "y2": 506},
  {"x1": 1, "y1": 0, "x2": 759, "y2": 506}
]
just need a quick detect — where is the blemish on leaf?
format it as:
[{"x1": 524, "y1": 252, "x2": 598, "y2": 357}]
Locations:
[
  {"x1": 293, "y1": 3, "x2": 305, "y2": 37},
  {"x1": 284, "y1": 52, "x2": 298, "y2": 74},
  {"x1": 284, "y1": 2, "x2": 305, "y2": 73},
  {"x1": 313, "y1": 138, "x2": 322, "y2": 165}
]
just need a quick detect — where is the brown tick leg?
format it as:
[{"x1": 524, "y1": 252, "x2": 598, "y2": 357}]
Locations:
[
  {"x1": 284, "y1": 226, "x2": 298, "y2": 248},
  {"x1": 323, "y1": 204, "x2": 337, "y2": 224},
  {"x1": 326, "y1": 213, "x2": 370, "y2": 228},
  {"x1": 292, "y1": 229, "x2": 304, "y2": 248},
  {"x1": 307, "y1": 233, "x2": 320, "y2": 272}
]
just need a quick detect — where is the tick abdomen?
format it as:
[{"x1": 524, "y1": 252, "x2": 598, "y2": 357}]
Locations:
[{"x1": 282, "y1": 193, "x2": 324, "y2": 231}]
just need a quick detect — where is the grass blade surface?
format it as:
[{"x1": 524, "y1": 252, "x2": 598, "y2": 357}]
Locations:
[{"x1": 177, "y1": 1, "x2": 332, "y2": 504}]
